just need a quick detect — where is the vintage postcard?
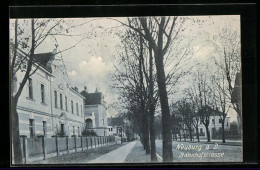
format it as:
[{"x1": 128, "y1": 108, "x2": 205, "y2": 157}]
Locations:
[{"x1": 10, "y1": 15, "x2": 242, "y2": 164}]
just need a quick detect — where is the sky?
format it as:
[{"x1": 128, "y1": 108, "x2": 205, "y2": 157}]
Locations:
[{"x1": 10, "y1": 16, "x2": 240, "y2": 121}]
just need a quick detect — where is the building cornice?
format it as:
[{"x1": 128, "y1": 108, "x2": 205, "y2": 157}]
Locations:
[{"x1": 17, "y1": 106, "x2": 83, "y2": 124}]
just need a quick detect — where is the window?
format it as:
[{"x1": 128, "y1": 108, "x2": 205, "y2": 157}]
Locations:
[
  {"x1": 219, "y1": 119, "x2": 222, "y2": 123},
  {"x1": 73, "y1": 126, "x2": 75, "y2": 135},
  {"x1": 43, "y1": 121, "x2": 47, "y2": 136},
  {"x1": 71, "y1": 100, "x2": 74, "y2": 114},
  {"x1": 200, "y1": 128, "x2": 203, "y2": 134},
  {"x1": 76, "y1": 103, "x2": 79, "y2": 115},
  {"x1": 61, "y1": 124, "x2": 65, "y2": 134},
  {"x1": 54, "y1": 91, "x2": 58, "y2": 108},
  {"x1": 78, "y1": 127, "x2": 80, "y2": 136},
  {"x1": 212, "y1": 119, "x2": 215, "y2": 124},
  {"x1": 28, "y1": 78, "x2": 33, "y2": 99},
  {"x1": 41, "y1": 84, "x2": 45, "y2": 103},
  {"x1": 227, "y1": 121, "x2": 229, "y2": 127},
  {"x1": 65, "y1": 96, "x2": 68, "y2": 111},
  {"x1": 29, "y1": 119, "x2": 35, "y2": 138},
  {"x1": 60, "y1": 94, "x2": 63, "y2": 109},
  {"x1": 81, "y1": 105, "x2": 83, "y2": 117}
]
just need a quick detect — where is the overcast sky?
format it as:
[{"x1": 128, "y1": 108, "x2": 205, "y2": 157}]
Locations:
[{"x1": 10, "y1": 16, "x2": 240, "y2": 121}]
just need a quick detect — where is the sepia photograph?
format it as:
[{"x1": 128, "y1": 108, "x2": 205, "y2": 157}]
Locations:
[{"x1": 10, "y1": 15, "x2": 242, "y2": 165}]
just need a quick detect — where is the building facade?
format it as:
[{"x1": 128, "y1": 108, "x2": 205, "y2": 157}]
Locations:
[
  {"x1": 13, "y1": 49, "x2": 85, "y2": 138},
  {"x1": 81, "y1": 88, "x2": 109, "y2": 136},
  {"x1": 198, "y1": 115, "x2": 230, "y2": 139}
]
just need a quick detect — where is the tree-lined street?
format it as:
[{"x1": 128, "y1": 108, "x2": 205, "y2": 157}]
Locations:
[{"x1": 10, "y1": 16, "x2": 242, "y2": 164}]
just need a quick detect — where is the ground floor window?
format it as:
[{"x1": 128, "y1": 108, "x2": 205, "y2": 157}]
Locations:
[
  {"x1": 43, "y1": 121, "x2": 47, "y2": 136},
  {"x1": 29, "y1": 119, "x2": 35, "y2": 138},
  {"x1": 61, "y1": 124, "x2": 65, "y2": 134}
]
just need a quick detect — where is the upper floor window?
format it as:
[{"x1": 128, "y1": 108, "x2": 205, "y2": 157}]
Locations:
[
  {"x1": 71, "y1": 100, "x2": 74, "y2": 114},
  {"x1": 28, "y1": 78, "x2": 33, "y2": 99},
  {"x1": 219, "y1": 119, "x2": 222, "y2": 123},
  {"x1": 54, "y1": 91, "x2": 58, "y2": 108},
  {"x1": 212, "y1": 119, "x2": 215, "y2": 124},
  {"x1": 65, "y1": 96, "x2": 68, "y2": 111},
  {"x1": 76, "y1": 103, "x2": 79, "y2": 115},
  {"x1": 41, "y1": 84, "x2": 45, "y2": 103},
  {"x1": 60, "y1": 94, "x2": 63, "y2": 109}
]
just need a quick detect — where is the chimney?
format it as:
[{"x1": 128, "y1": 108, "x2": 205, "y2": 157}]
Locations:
[{"x1": 84, "y1": 86, "x2": 88, "y2": 92}]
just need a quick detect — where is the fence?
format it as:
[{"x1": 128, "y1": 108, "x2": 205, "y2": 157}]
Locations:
[{"x1": 19, "y1": 135, "x2": 117, "y2": 164}]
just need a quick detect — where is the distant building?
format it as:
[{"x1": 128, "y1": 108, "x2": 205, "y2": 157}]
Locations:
[
  {"x1": 14, "y1": 48, "x2": 85, "y2": 138},
  {"x1": 198, "y1": 112, "x2": 230, "y2": 139},
  {"x1": 80, "y1": 87, "x2": 109, "y2": 136},
  {"x1": 107, "y1": 116, "x2": 126, "y2": 138}
]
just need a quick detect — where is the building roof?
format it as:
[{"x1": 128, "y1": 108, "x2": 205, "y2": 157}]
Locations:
[
  {"x1": 33, "y1": 52, "x2": 54, "y2": 72},
  {"x1": 80, "y1": 91, "x2": 103, "y2": 105}
]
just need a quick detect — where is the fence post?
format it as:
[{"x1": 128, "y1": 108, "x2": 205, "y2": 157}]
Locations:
[
  {"x1": 73, "y1": 135, "x2": 77, "y2": 152},
  {"x1": 52, "y1": 135, "x2": 59, "y2": 157},
  {"x1": 20, "y1": 135, "x2": 28, "y2": 164},
  {"x1": 40, "y1": 136, "x2": 47, "y2": 160},
  {"x1": 90, "y1": 137, "x2": 93, "y2": 149},
  {"x1": 86, "y1": 137, "x2": 88, "y2": 150},
  {"x1": 66, "y1": 136, "x2": 69, "y2": 153},
  {"x1": 81, "y1": 136, "x2": 83, "y2": 152}
]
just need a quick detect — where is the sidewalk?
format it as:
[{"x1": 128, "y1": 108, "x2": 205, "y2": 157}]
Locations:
[
  {"x1": 124, "y1": 140, "x2": 152, "y2": 163},
  {"x1": 88, "y1": 140, "x2": 137, "y2": 163}
]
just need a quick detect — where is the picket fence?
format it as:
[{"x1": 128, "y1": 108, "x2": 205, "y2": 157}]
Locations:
[{"x1": 19, "y1": 135, "x2": 118, "y2": 163}]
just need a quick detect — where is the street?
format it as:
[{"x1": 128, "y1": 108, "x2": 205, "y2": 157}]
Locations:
[{"x1": 155, "y1": 140, "x2": 242, "y2": 162}]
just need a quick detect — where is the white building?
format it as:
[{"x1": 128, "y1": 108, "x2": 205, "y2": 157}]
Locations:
[
  {"x1": 80, "y1": 88, "x2": 109, "y2": 136},
  {"x1": 13, "y1": 48, "x2": 85, "y2": 138},
  {"x1": 198, "y1": 114, "x2": 230, "y2": 139}
]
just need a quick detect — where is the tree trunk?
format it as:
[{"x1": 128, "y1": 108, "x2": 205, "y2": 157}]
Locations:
[
  {"x1": 195, "y1": 127, "x2": 200, "y2": 142},
  {"x1": 153, "y1": 49, "x2": 173, "y2": 161},
  {"x1": 149, "y1": 106, "x2": 157, "y2": 161},
  {"x1": 145, "y1": 111, "x2": 151, "y2": 154},
  {"x1": 189, "y1": 128, "x2": 192, "y2": 141},
  {"x1": 222, "y1": 122, "x2": 226, "y2": 143},
  {"x1": 205, "y1": 126, "x2": 210, "y2": 142},
  {"x1": 12, "y1": 97, "x2": 23, "y2": 164}
]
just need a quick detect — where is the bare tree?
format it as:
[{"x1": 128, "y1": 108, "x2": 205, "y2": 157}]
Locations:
[
  {"x1": 211, "y1": 28, "x2": 241, "y2": 129},
  {"x1": 188, "y1": 70, "x2": 214, "y2": 142},
  {"x1": 210, "y1": 71, "x2": 231, "y2": 143},
  {"x1": 176, "y1": 100, "x2": 194, "y2": 141},
  {"x1": 10, "y1": 18, "x2": 92, "y2": 164},
  {"x1": 112, "y1": 16, "x2": 192, "y2": 162}
]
